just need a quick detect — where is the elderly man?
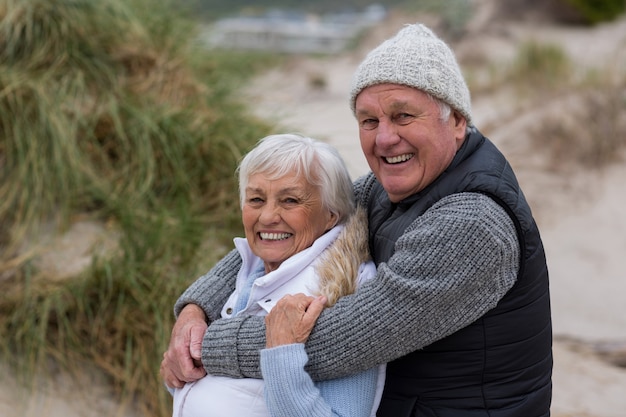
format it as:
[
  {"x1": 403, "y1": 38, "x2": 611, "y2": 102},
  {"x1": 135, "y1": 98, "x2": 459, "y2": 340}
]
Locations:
[{"x1": 162, "y1": 23, "x2": 552, "y2": 417}]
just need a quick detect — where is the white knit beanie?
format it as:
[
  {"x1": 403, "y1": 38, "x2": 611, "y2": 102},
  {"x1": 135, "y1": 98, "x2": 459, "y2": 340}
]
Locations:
[{"x1": 350, "y1": 23, "x2": 473, "y2": 126}]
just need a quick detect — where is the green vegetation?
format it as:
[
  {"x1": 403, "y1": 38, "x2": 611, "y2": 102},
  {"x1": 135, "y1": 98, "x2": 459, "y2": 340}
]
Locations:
[
  {"x1": 465, "y1": 38, "x2": 626, "y2": 171},
  {"x1": 182, "y1": 0, "x2": 624, "y2": 27},
  {"x1": 0, "y1": 0, "x2": 276, "y2": 415},
  {"x1": 531, "y1": 79, "x2": 626, "y2": 169},
  {"x1": 511, "y1": 41, "x2": 573, "y2": 89},
  {"x1": 509, "y1": 41, "x2": 626, "y2": 168},
  {"x1": 563, "y1": 0, "x2": 626, "y2": 24}
]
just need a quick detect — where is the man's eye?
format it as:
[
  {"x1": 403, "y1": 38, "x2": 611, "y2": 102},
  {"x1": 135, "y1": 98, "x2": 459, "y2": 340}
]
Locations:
[
  {"x1": 395, "y1": 113, "x2": 413, "y2": 124},
  {"x1": 360, "y1": 118, "x2": 378, "y2": 130}
]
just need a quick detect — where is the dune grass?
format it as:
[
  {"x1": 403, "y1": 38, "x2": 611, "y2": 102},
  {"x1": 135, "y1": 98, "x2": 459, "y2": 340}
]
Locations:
[
  {"x1": 464, "y1": 36, "x2": 626, "y2": 170},
  {"x1": 507, "y1": 40, "x2": 626, "y2": 168},
  {"x1": 0, "y1": 0, "x2": 277, "y2": 415}
]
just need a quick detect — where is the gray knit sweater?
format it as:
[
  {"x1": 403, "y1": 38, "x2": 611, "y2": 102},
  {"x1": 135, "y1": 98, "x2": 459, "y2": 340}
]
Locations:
[{"x1": 174, "y1": 188, "x2": 519, "y2": 381}]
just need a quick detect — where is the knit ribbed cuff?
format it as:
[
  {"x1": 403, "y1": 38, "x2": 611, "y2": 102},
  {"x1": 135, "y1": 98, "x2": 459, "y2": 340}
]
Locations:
[
  {"x1": 201, "y1": 318, "x2": 246, "y2": 378},
  {"x1": 202, "y1": 315, "x2": 267, "y2": 379}
]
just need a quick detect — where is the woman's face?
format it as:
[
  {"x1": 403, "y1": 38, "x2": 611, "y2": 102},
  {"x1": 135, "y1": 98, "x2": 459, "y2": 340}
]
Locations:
[{"x1": 242, "y1": 171, "x2": 337, "y2": 272}]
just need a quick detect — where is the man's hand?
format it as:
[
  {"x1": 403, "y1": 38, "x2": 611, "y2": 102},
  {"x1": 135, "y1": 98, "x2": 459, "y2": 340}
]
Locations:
[
  {"x1": 265, "y1": 293, "x2": 326, "y2": 348},
  {"x1": 160, "y1": 304, "x2": 208, "y2": 388}
]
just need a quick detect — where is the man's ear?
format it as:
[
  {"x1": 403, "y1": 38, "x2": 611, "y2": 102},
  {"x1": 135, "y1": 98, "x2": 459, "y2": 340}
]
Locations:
[
  {"x1": 453, "y1": 110, "x2": 466, "y2": 127},
  {"x1": 453, "y1": 110, "x2": 467, "y2": 139}
]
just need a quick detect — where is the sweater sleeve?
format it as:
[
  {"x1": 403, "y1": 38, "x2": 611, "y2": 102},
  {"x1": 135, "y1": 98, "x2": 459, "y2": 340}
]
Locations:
[
  {"x1": 201, "y1": 192, "x2": 520, "y2": 380},
  {"x1": 260, "y1": 344, "x2": 379, "y2": 417},
  {"x1": 173, "y1": 248, "x2": 242, "y2": 322}
]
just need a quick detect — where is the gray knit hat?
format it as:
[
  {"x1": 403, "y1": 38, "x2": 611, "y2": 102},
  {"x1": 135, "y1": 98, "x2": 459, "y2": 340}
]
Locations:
[{"x1": 350, "y1": 23, "x2": 472, "y2": 126}]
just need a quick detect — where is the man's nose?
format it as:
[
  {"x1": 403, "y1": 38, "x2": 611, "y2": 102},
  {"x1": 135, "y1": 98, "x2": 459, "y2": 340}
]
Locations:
[{"x1": 375, "y1": 119, "x2": 400, "y2": 148}]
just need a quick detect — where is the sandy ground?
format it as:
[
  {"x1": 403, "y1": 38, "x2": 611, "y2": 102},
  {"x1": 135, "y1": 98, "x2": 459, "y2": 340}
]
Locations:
[{"x1": 2, "y1": 2, "x2": 626, "y2": 416}]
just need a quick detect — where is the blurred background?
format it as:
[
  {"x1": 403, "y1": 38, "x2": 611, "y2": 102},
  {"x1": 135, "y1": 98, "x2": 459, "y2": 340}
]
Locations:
[{"x1": 1, "y1": 0, "x2": 625, "y2": 416}]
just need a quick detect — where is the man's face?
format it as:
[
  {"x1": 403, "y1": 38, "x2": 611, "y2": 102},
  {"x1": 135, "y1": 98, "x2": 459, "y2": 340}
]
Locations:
[{"x1": 355, "y1": 84, "x2": 467, "y2": 202}]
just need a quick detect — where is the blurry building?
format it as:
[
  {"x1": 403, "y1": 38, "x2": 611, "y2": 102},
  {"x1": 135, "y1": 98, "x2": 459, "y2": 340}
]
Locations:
[{"x1": 200, "y1": 5, "x2": 386, "y2": 54}]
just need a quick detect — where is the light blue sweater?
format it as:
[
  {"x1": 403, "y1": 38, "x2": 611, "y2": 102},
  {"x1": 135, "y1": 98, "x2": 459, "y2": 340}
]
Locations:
[{"x1": 261, "y1": 344, "x2": 382, "y2": 417}]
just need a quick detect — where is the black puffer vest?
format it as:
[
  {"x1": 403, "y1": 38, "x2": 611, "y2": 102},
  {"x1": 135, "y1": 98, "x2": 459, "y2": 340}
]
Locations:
[{"x1": 367, "y1": 130, "x2": 552, "y2": 417}]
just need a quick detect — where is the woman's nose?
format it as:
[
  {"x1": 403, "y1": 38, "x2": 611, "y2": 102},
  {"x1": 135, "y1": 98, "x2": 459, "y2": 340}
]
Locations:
[{"x1": 259, "y1": 203, "x2": 280, "y2": 224}]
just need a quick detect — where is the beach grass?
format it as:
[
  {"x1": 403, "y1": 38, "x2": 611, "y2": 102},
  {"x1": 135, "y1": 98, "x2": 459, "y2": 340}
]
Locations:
[{"x1": 0, "y1": 0, "x2": 276, "y2": 415}]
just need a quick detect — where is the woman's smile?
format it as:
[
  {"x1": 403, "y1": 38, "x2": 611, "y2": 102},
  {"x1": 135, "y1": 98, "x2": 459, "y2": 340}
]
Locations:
[
  {"x1": 242, "y1": 172, "x2": 336, "y2": 272},
  {"x1": 258, "y1": 232, "x2": 292, "y2": 241}
]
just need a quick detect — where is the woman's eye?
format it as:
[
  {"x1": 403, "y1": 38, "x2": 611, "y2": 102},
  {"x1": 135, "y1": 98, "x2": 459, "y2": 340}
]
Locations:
[{"x1": 283, "y1": 197, "x2": 299, "y2": 205}]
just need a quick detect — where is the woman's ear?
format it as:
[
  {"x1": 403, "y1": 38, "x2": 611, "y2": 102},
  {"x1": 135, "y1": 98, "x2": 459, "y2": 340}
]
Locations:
[{"x1": 327, "y1": 211, "x2": 339, "y2": 230}]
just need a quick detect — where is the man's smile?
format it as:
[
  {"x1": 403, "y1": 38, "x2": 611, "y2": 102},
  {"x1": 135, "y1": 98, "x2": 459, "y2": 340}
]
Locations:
[{"x1": 384, "y1": 153, "x2": 415, "y2": 164}]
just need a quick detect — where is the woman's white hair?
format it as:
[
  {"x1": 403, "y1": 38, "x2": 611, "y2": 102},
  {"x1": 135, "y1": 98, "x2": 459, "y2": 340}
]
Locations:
[{"x1": 237, "y1": 133, "x2": 355, "y2": 225}]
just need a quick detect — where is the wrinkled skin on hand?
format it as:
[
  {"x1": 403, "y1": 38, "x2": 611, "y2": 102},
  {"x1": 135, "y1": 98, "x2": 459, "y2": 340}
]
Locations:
[
  {"x1": 265, "y1": 293, "x2": 326, "y2": 348},
  {"x1": 160, "y1": 304, "x2": 208, "y2": 388}
]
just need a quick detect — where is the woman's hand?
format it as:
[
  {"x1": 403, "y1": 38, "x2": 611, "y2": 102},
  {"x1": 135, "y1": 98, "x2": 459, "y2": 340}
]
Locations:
[{"x1": 265, "y1": 293, "x2": 326, "y2": 348}]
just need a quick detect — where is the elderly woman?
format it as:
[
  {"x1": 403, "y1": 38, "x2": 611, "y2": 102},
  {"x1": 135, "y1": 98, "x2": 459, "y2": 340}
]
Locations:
[{"x1": 169, "y1": 133, "x2": 385, "y2": 417}]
